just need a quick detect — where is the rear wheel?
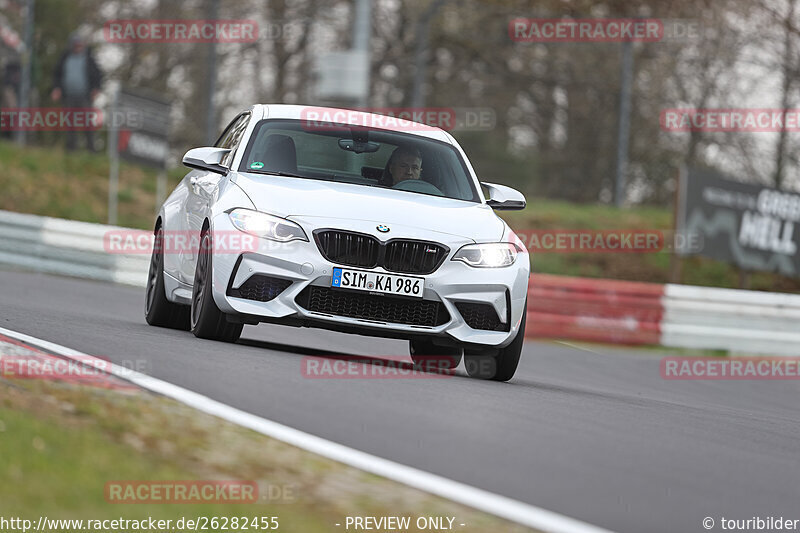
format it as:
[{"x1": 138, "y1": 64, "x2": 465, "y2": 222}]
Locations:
[
  {"x1": 464, "y1": 304, "x2": 526, "y2": 382},
  {"x1": 409, "y1": 339, "x2": 462, "y2": 371},
  {"x1": 145, "y1": 227, "x2": 190, "y2": 330},
  {"x1": 190, "y1": 230, "x2": 243, "y2": 343}
]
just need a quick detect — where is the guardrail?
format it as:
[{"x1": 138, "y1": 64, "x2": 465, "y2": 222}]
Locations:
[
  {"x1": 660, "y1": 284, "x2": 800, "y2": 356},
  {"x1": 0, "y1": 210, "x2": 149, "y2": 287},
  {"x1": 1, "y1": 209, "x2": 797, "y2": 356},
  {"x1": 527, "y1": 274, "x2": 800, "y2": 356}
]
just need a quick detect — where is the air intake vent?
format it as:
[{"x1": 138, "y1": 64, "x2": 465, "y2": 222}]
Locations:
[
  {"x1": 296, "y1": 286, "x2": 450, "y2": 327},
  {"x1": 228, "y1": 275, "x2": 292, "y2": 302},
  {"x1": 455, "y1": 302, "x2": 508, "y2": 331}
]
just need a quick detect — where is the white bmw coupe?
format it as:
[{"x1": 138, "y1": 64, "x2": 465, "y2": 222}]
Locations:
[{"x1": 145, "y1": 105, "x2": 530, "y2": 381}]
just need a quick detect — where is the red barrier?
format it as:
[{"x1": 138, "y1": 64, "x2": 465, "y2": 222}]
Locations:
[{"x1": 525, "y1": 274, "x2": 665, "y2": 345}]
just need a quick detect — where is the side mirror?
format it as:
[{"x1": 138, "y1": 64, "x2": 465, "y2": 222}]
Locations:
[
  {"x1": 182, "y1": 147, "x2": 231, "y2": 175},
  {"x1": 481, "y1": 182, "x2": 526, "y2": 210}
]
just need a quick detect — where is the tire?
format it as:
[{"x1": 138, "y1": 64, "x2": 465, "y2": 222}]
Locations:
[
  {"x1": 464, "y1": 303, "x2": 526, "y2": 382},
  {"x1": 145, "y1": 227, "x2": 190, "y2": 330},
  {"x1": 190, "y1": 230, "x2": 243, "y2": 343},
  {"x1": 409, "y1": 339, "x2": 462, "y2": 371}
]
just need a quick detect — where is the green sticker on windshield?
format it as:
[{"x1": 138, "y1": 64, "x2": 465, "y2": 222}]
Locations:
[{"x1": 250, "y1": 161, "x2": 264, "y2": 170}]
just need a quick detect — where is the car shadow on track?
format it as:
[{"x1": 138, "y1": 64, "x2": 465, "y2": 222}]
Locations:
[
  {"x1": 237, "y1": 337, "x2": 356, "y2": 357},
  {"x1": 237, "y1": 338, "x2": 464, "y2": 379}
]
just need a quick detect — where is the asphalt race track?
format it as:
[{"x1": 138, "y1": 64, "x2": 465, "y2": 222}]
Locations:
[{"x1": 2, "y1": 269, "x2": 799, "y2": 533}]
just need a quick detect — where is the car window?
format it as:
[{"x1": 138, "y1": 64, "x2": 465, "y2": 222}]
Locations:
[
  {"x1": 215, "y1": 113, "x2": 250, "y2": 167},
  {"x1": 214, "y1": 116, "x2": 239, "y2": 149},
  {"x1": 239, "y1": 119, "x2": 480, "y2": 202}
]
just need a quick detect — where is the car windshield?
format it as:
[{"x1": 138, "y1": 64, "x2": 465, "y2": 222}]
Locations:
[{"x1": 238, "y1": 119, "x2": 480, "y2": 202}]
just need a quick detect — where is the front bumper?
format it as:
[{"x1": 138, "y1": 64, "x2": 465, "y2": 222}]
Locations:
[{"x1": 209, "y1": 213, "x2": 529, "y2": 348}]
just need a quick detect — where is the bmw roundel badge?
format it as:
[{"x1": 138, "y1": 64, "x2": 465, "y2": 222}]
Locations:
[{"x1": 377, "y1": 224, "x2": 390, "y2": 233}]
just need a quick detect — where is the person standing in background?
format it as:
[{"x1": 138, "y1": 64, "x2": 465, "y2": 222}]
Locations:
[
  {"x1": 1, "y1": 62, "x2": 21, "y2": 140},
  {"x1": 51, "y1": 32, "x2": 102, "y2": 152}
]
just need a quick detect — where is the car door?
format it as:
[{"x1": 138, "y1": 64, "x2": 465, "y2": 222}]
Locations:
[{"x1": 180, "y1": 112, "x2": 251, "y2": 283}]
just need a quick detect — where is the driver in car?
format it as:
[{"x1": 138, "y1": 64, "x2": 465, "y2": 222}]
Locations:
[{"x1": 385, "y1": 146, "x2": 423, "y2": 186}]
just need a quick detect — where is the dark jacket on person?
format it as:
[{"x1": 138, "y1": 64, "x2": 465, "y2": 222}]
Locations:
[{"x1": 52, "y1": 47, "x2": 102, "y2": 96}]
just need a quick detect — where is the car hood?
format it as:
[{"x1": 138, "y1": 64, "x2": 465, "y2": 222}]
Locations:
[{"x1": 233, "y1": 172, "x2": 504, "y2": 242}]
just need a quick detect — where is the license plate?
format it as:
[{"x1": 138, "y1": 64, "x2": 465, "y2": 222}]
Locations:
[{"x1": 331, "y1": 267, "x2": 424, "y2": 298}]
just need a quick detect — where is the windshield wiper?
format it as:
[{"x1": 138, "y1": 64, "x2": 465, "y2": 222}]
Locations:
[{"x1": 249, "y1": 170, "x2": 318, "y2": 180}]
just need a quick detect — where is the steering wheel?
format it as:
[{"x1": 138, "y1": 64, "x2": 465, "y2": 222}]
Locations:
[{"x1": 392, "y1": 179, "x2": 444, "y2": 196}]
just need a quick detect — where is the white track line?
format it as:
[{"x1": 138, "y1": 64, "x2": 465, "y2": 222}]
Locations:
[{"x1": 0, "y1": 326, "x2": 613, "y2": 533}]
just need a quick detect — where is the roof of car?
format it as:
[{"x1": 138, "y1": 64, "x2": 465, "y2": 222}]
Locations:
[{"x1": 249, "y1": 104, "x2": 453, "y2": 143}]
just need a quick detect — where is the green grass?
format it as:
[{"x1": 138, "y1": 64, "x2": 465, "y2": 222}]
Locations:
[
  {"x1": 501, "y1": 197, "x2": 672, "y2": 230},
  {"x1": 0, "y1": 379, "x2": 536, "y2": 532},
  {"x1": 1, "y1": 383, "x2": 318, "y2": 528},
  {"x1": 0, "y1": 140, "x2": 184, "y2": 229}
]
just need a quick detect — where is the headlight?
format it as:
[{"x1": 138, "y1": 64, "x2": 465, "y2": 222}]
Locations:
[
  {"x1": 228, "y1": 208, "x2": 308, "y2": 242},
  {"x1": 451, "y1": 243, "x2": 519, "y2": 268}
]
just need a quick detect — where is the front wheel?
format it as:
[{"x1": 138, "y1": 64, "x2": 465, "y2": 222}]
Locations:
[
  {"x1": 464, "y1": 304, "x2": 526, "y2": 382},
  {"x1": 409, "y1": 339, "x2": 462, "y2": 371},
  {"x1": 190, "y1": 230, "x2": 243, "y2": 343}
]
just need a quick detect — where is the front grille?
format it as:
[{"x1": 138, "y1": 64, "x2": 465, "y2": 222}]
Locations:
[
  {"x1": 228, "y1": 275, "x2": 292, "y2": 302},
  {"x1": 384, "y1": 240, "x2": 448, "y2": 274},
  {"x1": 297, "y1": 286, "x2": 450, "y2": 327},
  {"x1": 314, "y1": 230, "x2": 448, "y2": 275},
  {"x1": 456, "y1": 302, "x2": 508, "y2": 331},
  {"x1": 315, "y1": 231, "x2": 379, "y2": 268}
]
